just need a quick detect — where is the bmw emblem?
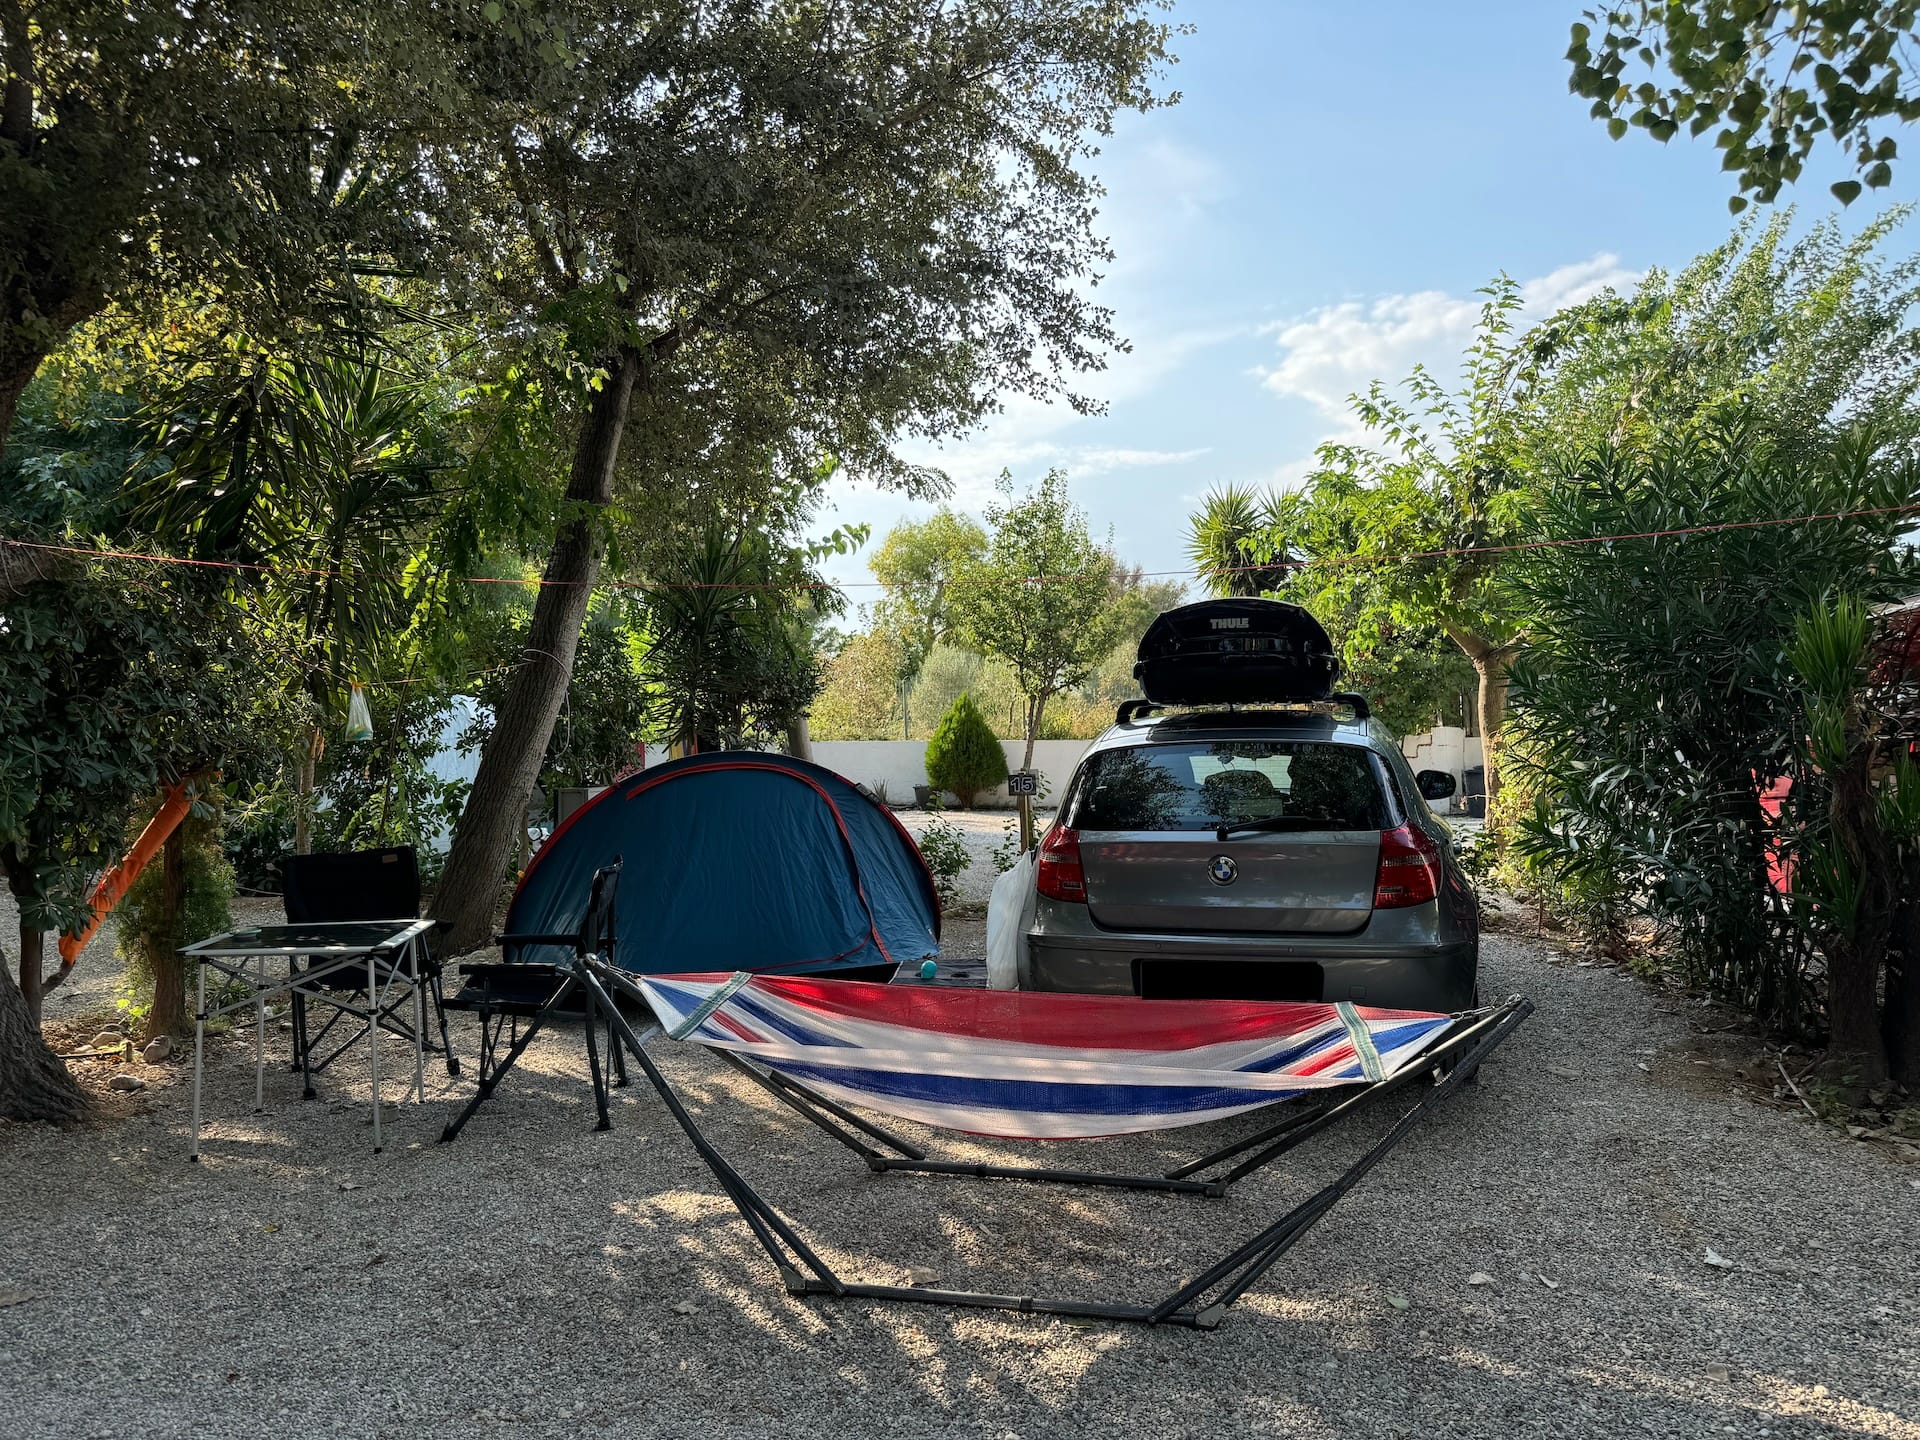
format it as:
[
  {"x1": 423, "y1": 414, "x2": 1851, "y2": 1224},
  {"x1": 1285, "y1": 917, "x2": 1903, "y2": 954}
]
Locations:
[{"x1": 1207, "y1": 854, "x2": 1238, "y2": 886}]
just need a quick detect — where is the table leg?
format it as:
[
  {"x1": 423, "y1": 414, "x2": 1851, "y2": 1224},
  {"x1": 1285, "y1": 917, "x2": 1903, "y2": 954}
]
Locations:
[
  {"x1": 253, "y1": 956, "x2": 266, "y2": 1113},
  {"x1": 369, "y1": 952, "x2": 382, "y2": 1153},
  {"x1": 411, "y1": 940, "x2": 426, "y2": 1102},
  {"x1": 191, "y1": 956, "x2": 207, "y2": 1162}
]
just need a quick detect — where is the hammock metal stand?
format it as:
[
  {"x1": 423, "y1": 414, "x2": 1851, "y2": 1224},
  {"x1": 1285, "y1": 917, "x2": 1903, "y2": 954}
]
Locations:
[{"x1": 574, "y1": 956, "x2": 1532, "y2": 1330}]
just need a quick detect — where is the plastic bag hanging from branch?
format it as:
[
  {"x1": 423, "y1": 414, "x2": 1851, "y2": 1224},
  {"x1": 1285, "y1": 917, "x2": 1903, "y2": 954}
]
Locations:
[{"x1": 345, "y1": 683, "x2": 374, "y2": 742}]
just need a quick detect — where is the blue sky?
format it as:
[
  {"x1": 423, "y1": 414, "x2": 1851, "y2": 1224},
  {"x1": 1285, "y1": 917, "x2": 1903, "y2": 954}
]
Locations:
[{"x1": 815, "y1": 0, "x2": 1920, "y2": 598}]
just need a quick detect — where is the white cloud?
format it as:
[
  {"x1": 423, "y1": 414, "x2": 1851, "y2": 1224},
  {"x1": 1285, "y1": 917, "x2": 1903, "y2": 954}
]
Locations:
[
  {"x1": 1256, "y1": 253, "x2": 1639, "y2": 425},
  {"x1": 878, "y1": 321, "x2": 1245, "y2": 502},
  {"x1": 1075, "y1": 446, "x2": 1211, "y2": 476}
]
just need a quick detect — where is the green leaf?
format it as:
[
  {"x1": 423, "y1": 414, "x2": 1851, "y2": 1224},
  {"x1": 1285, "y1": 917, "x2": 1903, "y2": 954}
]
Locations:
[
  {"x1": 1728, "y1": 195, "x2": 1749, "y2": 213},
  {"x1": 482, "y1": 1, "x2": 502, "y2": 20},
  {"x1": 1607, "y1": 117, "x2": 1629, "y2": 140},
  {"x1": 1830, "y1": 179, "x2": 1863, "y2": 204}
]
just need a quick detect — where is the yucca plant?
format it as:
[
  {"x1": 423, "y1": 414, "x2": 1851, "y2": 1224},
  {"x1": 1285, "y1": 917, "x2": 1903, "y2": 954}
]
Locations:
[
  {"x1": 132, "y1": 350, "x2": 451, "y2": 851},
  {"x1": 1788, "y1": 595, "x2": 1920, "y2": 1085},
  {"x1": 1185, "y1": 483, "x2": 1292, "y2": 597}
]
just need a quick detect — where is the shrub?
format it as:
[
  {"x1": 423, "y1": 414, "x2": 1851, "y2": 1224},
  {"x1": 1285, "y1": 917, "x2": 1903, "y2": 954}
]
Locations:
[
  {"x1": 924, "y1": 693, "x2": 1007, "y2": 808},
  {"x1": 1505, "y1": 426, "x2": 1919, "y2": 1037},
  {"x1": 915, "y1": 814, "x2": 972, "y2": 908},
  {"x1": 117, "y1": 806, "x2": 234, "y2": 1038}
]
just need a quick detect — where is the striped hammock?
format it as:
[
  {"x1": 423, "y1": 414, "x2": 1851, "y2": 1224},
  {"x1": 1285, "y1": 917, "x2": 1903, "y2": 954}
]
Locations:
[{"x1": 638, "y1": 972, "x2": 1457, "y2": 1140}]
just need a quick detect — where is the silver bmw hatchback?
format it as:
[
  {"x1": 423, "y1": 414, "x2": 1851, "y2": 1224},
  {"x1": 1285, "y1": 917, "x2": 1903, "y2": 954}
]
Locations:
[{"x1": 1021, "y1": 706, "x2": 1479, "y2": 1012}]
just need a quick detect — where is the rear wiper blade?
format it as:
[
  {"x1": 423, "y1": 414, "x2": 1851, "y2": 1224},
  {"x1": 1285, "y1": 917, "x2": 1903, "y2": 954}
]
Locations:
[{"x1": 1214, "y1": 815, "x2": 1321, "y2": 841}]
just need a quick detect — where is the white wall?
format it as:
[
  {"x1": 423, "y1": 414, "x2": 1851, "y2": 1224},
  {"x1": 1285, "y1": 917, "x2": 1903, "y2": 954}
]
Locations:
[
  {"x1": 1400, "y1": 726, "x2": 1485, "y2": 810},
  {"x1": 817, "y1": 729, "x2": 1494, "y2": 811},
  {"x1": 807, "y1": 739, "x2": 1091, "y2": 809}
]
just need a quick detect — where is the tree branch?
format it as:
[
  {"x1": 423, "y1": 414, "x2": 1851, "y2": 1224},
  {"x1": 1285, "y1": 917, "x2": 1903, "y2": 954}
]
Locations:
[{"x1": 0, "y1": 4, "x2": 32, "y2": 151}]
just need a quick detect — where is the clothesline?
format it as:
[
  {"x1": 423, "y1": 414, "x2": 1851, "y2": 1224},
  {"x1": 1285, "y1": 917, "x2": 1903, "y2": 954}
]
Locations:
[{"x1": 5, "y1": 497, "x2": 1918, "y2": 595}]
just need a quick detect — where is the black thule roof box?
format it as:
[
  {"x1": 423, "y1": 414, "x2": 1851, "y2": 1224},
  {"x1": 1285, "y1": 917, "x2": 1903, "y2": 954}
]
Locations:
[{"x1": 1132, "y1": 597, "x2": 1341, "y2": 707}]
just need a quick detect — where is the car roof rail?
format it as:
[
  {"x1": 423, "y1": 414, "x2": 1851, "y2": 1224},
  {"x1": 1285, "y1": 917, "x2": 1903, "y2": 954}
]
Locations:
[{"x1": 1114, "y1": 694, "x2": 1372, "y2": 727}]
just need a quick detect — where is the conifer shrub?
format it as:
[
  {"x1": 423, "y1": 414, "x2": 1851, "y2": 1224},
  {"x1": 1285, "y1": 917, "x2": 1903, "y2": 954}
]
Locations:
[{"x1": 924, "y1": 692, "x2": 1007, "y2": 809}]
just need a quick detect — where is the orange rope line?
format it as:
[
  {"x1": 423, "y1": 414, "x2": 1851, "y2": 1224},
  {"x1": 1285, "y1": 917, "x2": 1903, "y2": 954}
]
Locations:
[{"x1": 4, "y1": 498, "x2": 1917, "y2": 594}]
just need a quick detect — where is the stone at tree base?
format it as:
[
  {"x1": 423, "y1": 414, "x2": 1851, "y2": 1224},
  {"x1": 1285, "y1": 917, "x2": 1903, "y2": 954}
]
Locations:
[
  {"x1": 108, "y1": 1074, "x2": 146, "y2": 1092},
  {"x1": 141, "y1": 1036, "x2": 173, "y2": 1064}
]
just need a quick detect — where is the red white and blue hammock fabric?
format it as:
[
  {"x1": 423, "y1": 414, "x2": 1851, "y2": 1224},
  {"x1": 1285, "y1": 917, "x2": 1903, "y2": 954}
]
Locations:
[{"x1": 638, "y1": 972, "x2": 1458, "y2": 1141}]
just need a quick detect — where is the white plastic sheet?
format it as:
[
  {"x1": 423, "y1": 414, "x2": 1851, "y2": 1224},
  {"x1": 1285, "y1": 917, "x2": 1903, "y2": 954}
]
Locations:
[{"x1": 984, "y1": 849, "x2": 1036, "y2": 991}]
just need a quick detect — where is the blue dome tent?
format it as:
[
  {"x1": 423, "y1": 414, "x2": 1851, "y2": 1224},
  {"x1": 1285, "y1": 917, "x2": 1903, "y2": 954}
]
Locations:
[{"x1": 503, "y1": 753, "x2": 941, "y2": 980}]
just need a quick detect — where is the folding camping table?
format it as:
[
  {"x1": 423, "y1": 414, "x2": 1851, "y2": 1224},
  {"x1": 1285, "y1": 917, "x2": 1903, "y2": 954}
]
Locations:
[{"x1": 180, "y1": 919, "x2": 438, "y2": 1159}]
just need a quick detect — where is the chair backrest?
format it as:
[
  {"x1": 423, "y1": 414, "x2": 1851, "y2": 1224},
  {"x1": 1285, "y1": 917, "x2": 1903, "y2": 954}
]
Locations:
[
  {"x1": 578, "y1": 858, "x2": 622, "y2": 960},
  {"x1": 283, "y1": 847, "x2": 422, "y2": 924}
]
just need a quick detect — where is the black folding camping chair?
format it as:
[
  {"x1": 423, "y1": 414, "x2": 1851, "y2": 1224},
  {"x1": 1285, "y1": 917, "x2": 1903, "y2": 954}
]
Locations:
[
  {"x1": 281, "y1": 846, "x2": 458, "y2": 1098},
  {"x1": 439, "y1": 858, "x2": 626, "y2": 1141}
]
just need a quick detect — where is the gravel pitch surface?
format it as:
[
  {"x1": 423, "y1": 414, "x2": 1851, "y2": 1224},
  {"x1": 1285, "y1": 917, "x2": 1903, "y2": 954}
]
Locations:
[
  {"x1": 3, "y1": 918, "x2": 1918, "y2": 1440},
  {"x1": 892, "y1": 807, "x2": 1043, "y2": 908}
]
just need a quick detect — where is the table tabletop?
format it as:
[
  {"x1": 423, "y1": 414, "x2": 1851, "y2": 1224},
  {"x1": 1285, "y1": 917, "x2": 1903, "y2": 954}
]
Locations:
[{"x1": 182, "y1": 918, "x2": 436, "y2": 959}]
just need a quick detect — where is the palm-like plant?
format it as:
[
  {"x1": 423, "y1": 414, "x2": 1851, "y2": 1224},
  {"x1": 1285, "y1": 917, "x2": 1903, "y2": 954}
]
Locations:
[
  {"x1": 1184, "y1": 483, "x2": 1292, "y2": 597},
  {"x1": 132, "y1": 351, "x2": 449, "y2": 848},
  {"x1": 642, "y1": 520, "x2": 833, "y2": 752}
]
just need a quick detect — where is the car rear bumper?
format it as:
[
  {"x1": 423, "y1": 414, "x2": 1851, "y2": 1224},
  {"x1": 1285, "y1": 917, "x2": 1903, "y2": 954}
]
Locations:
[{"x1": 1024, "y1": 931, "x2": 1478, "y2": 1013}]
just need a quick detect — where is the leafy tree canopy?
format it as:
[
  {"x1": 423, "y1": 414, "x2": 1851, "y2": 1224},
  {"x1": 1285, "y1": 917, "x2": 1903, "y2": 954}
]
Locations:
[
  {"x1": 950, "y1": 469, "x2": 1116, "y2": 764},
  {"x1": 1568, "y1": 4, "x2": 1920, "y2": 211},
  {"x1": 925, "y1": 692, "x2": 1008, "y2": 809},
  {"x1": 0, "y1": 0, "x2": 491, "y2": 446},
  {"x1": 871, "y1": 509, "x2": 989, "y2": 674}
]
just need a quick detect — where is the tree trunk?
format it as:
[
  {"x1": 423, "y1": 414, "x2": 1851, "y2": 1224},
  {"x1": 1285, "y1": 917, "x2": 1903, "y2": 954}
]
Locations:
[
  {"x1": 786, "y1": 713, "x2": 813, "y2": 763},
  {"x1": 1022, "y1": 693, "x2": 1045, "y2": 772},
  {"x1": 0, "y1": 936, "x2": 87, "y2": 1124},
  {"x1": 1473, "y1": 652, "x2": 1511, "y2": 801},
  {"x1": 1825, "y1": 936, "x2": 1890, "y2": 1087},
  {"x1": 1445, "y1": 626, "x2": 1516, "y2": 802},
  {"x1": 432, "y1": 348, "x2": 640, "y2": 953},
  {"x1": 1885, "y1": 881, "x2": 1920, "y2": 1086},
  {"x1": 293, "y1": 725, "x2": 323, "y2": 857},
  {"x1": 147, "y1": 826, "x2": 188, "y2": 1039},
  {"x1": 1818, "y1": 749, "x2": 1893, "y2": 1088},
  {"x1": 0, "y1": 349, "x2": 44, "y2": 466},
  {"x1": 17, "y1": 920, "x2": 43, "y2": 1025}
]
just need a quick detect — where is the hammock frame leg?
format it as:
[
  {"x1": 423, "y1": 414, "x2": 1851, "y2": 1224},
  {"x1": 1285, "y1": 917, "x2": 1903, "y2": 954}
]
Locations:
[
  {"x1": 582, "y1": 952, "x2": 1531, "y2": 1329},
  {"x1": 577, "y1": 963, "x2": 846, "y2": 1297},
  {"x1": 866, "y1": 1156, "x2": 1226, "y2": 1197},
  {"x1": 714, "y1": 1052, "x2": 922, "y2": 1165}
]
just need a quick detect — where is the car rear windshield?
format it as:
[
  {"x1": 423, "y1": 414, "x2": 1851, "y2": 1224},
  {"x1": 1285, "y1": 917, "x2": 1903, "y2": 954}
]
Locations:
[{"x1": 1068, "y1": 741, "x2": 1389, "y2": 833}]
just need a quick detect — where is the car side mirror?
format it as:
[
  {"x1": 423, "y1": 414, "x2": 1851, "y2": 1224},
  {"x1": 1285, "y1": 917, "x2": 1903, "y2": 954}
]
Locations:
[{"x1": 1415, "y1": 769, "x2": 1456, "y2": 802}]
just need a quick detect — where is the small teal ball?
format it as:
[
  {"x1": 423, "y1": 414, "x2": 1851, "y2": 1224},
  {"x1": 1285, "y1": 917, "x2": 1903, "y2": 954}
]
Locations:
[{"x1": 918, "y1": 959, "x2": 939, "y2": 980}]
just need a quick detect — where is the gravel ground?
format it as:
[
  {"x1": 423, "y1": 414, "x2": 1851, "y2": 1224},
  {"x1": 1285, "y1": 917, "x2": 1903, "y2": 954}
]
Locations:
[
  {"x1": 4, "y1": 911, "x2": 1919, "y2": 1439},
  {"x1": 892, "y1": 807, "x2": 1052, "y2": 909}
]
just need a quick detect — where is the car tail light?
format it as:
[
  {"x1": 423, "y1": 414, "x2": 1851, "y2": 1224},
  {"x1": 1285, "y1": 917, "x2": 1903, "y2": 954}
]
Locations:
[
  {"x1": 1373, "y1": 823, "x2": 1439, "y2": 909},
  {"x1": 1035, "y1": 824, "x2": 1086, "y2": 903}
]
